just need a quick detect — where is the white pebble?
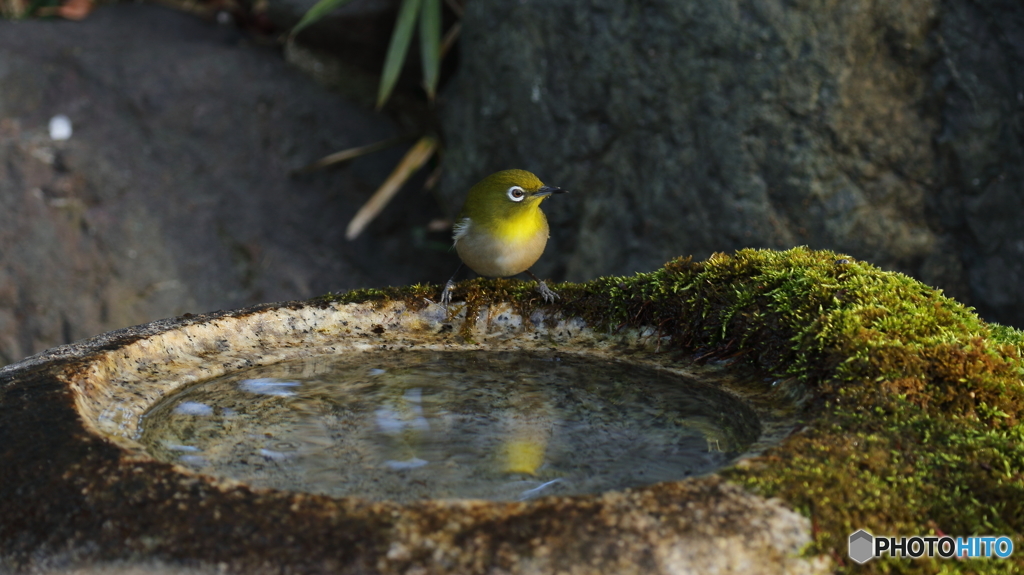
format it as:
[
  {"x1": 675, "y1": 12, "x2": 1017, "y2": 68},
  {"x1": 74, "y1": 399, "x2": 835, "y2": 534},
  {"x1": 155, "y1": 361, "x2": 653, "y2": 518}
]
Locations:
[{"x1": 49, "y1": 114, "x2": 72, "y2": 140}]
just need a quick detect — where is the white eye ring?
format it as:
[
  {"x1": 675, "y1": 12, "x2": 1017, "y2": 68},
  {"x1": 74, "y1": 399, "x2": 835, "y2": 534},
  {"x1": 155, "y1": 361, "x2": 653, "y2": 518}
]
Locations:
[{"x1": 507, "y1": 186, "x2": 526, "y2": 202}]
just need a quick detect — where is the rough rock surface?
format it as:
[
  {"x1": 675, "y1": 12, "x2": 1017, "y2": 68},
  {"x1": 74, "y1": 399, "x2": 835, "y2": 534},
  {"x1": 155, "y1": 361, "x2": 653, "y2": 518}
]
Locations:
[
  {"x1": 440, "y1": 0, "x2": 1024, "y2": 327},
  {"x1": 264, "y1": 0, "x2": 399, "y2": 75},
  {"x1": 0, "y1": 5, "x2": 452, "y2": 365},
  {"x1": 0, "y1": 297, "x2": 826, "y2": 574}
]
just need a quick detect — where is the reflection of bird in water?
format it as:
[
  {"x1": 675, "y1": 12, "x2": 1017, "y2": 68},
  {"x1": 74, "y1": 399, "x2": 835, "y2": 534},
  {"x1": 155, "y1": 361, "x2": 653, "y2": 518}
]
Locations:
[
  {"x1": 501, "y1": 435, "x2": 547, "y2": 475},
  {"x1": 497, "y1": 382, "x2": 555, "y2": 477},
  {"x1": 497, "y1": 407, "x2": 565, "y2": 501},
  {"x1": 676, "y1": 415, "x2": 728, "y2": 452},
  {"x1": 375, "y1": 387, "x2": 430, "y2": 469}
]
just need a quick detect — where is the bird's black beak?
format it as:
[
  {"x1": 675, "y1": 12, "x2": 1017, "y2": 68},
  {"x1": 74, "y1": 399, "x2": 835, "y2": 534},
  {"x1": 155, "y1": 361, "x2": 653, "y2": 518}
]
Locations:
[{"x1": 534, "y1": 185, "x2": 568, "y2": 198}]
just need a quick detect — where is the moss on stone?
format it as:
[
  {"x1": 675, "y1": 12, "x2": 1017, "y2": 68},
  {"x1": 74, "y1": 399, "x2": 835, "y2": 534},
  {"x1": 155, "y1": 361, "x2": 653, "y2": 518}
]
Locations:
[{"x1": 313, "y1": 247, "x2": 1023, "y2": 573}]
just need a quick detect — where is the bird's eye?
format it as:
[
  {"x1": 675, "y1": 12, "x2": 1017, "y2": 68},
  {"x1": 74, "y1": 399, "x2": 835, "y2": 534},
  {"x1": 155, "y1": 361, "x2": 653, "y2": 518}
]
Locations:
[{"x1": 507, "y1": 186, "x2": 526, "y2": 202}]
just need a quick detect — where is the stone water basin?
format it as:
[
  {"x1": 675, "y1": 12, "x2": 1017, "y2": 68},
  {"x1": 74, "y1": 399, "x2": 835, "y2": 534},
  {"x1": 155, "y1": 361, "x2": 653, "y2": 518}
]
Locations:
[{"x1": 0, "y1": 295, "x2": 823, "y2": 574}]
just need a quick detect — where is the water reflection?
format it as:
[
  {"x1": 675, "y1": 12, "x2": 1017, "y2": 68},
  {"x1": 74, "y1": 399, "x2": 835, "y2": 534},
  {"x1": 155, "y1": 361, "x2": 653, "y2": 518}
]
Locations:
[{"x1": 139, "y1": 351, "x2": 760, "y2": 502}]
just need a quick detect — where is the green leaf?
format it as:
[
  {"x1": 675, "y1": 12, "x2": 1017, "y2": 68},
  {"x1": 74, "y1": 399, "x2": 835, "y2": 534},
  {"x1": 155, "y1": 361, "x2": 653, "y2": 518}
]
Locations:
[
  {"x1": 377, "y1": 0, "x2": 422, "y2": 109},
  {"x1": 290, "y1": 0, "x2": 358, "y2": 38},
  {"x1": 419, "y1": 0, "x2": 442, "y2": 101}
]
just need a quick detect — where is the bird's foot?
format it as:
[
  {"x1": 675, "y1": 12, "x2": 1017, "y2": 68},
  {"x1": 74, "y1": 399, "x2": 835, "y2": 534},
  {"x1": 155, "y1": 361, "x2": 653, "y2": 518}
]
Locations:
[
  {"x1": 535, "y1": 280, "x2": 559, "y2": 303},
  {"x1": 440, "y1": 280, "x2": 456, "y2": 308}
]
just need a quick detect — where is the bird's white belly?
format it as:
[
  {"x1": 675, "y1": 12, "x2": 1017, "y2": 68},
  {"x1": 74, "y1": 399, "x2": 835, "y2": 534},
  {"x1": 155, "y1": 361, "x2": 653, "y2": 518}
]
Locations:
[{"x1": 455, "y1": 225, "x2": 549, "y2": 278}]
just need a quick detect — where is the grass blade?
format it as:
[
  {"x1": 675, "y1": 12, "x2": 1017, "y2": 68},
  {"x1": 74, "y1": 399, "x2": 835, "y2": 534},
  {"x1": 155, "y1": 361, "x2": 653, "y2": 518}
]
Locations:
[
  {"x1": 377, "y1": 0, "x2": 422, "y2": 109},
  {"x1": 419, "y1": 0, "x2": 441, "y2": 101},
  {"x1": 290, "y1": 0, "x2": 358, "y2": 39},
  {"x1": 346, "y1": 135, "x2": 439, "y2": 240}
]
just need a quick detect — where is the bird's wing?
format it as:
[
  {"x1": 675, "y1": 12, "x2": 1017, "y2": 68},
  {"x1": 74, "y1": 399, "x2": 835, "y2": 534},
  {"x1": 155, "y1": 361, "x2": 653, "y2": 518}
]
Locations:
[{"x1": 452, "y1": 217, "x2": 472, "y2": 245}]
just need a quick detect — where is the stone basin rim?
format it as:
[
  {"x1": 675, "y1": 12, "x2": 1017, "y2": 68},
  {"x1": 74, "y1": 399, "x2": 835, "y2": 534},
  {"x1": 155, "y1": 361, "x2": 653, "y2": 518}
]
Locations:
[{"x1": 61, "y1": 298, "x2": 798, "y2": 493}]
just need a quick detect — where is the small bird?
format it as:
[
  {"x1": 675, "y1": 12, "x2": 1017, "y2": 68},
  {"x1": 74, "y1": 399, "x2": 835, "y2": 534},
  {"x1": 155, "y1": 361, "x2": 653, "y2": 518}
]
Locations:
[{"x1": 441, "y1": 169, "x2": 567, "y2": 306}]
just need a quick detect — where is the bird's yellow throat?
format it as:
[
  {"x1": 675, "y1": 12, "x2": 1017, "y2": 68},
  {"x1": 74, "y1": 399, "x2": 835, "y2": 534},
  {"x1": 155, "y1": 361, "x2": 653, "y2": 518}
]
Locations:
[{"x1": 478, "y1": 199, "x2": 549, "y2": 244}]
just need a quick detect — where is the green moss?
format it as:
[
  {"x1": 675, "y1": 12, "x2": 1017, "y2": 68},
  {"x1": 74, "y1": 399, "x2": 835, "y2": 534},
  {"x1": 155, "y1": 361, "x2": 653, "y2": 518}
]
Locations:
[
  {"x1": 313, "y1": 284, "x2": 437, "y2": 309},
  {"x1": 312, "y1": 247, "x2": 1023, "y2": 572}
]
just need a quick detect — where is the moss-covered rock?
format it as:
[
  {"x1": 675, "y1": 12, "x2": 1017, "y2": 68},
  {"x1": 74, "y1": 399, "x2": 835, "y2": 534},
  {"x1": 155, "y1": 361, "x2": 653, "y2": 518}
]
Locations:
[
  {"x1": 328, "y1": 246, "x2": 1024, "y2": 573},
  {"x1": 5, "y1": 246, "x2": 1019, "y2": 573}
]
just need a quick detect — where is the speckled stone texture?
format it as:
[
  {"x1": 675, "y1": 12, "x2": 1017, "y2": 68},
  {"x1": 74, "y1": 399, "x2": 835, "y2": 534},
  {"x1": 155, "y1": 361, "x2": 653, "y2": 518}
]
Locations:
[{"x1": 0, "y1": 299, "x2": 827, "y2": 574}]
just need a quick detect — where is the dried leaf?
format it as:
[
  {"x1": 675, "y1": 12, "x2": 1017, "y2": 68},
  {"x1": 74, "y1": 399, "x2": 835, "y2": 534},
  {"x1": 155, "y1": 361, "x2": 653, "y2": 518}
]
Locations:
[
  {"x1": 57, "y1": 0, "x2": 92, "y2": 20},
  {"x1": 423, "y1": 163, "x2": 443, "y2": 191},
  {"x1": 293, "y1": 136, "x2": 407, "y2": 174},
  {"x1": 441, "y1": 21, "x2": 461, "y2": 58},
  {"x1": 346, "y1": 135, "x2": 439, "y2": 240},
  {"x1": 426, "y1": 218, "x2": 451, "y2": 232},
  {"x1": 442, "y1": 0, "x2": 462, "y2": 18}
]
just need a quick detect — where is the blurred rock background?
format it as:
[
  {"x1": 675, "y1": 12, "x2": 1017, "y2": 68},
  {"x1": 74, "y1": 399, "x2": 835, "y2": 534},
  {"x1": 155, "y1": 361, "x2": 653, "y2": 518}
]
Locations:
[
  {"x1": 0, "y1": 3, "x2": 453, "y2": 365},
  {"x1": 1, "y1": 0, "x2": 1022, "y2": 365},
  {"x1": 441, "y1": 0, "x2": 1024, "y2": 328}
]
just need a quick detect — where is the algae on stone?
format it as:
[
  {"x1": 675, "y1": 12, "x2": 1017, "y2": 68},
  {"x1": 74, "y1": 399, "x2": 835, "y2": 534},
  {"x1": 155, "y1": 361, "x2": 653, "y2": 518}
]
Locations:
[{"x1": 333, "y1": 246, "x2": 1024, "y2": 573}]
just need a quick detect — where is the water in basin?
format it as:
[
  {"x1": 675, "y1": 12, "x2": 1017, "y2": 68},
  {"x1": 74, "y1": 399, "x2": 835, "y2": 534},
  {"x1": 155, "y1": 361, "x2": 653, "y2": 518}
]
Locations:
[{"x1": 138, "y1": 351, "x2": 761, "y2": 502}]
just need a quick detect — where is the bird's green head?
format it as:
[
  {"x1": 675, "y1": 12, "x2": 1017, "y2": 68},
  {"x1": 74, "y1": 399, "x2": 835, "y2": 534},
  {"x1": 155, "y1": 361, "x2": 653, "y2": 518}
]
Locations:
[{"x1": 459, "y1": 169, "x2": 566, "y2": 224}]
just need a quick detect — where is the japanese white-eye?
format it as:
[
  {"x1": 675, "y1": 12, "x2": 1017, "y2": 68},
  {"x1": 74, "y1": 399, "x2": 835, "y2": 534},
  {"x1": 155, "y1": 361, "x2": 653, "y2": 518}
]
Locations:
[{"x1": 440, "y1": 169, "x2": 567, "y2": 306}]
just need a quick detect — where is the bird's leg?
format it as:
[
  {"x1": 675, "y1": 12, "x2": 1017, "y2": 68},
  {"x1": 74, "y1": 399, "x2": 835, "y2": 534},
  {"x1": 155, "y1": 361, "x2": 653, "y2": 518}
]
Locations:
[
  {"x1": 440, "y1": 263, "x2": 464, "y2": 308},
  {"x1": 525, "y1": 270, "x2": 559, "y2": 303},
  {"x1": 441, "y1": 280, "x2": 456, "y2": 308}
]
